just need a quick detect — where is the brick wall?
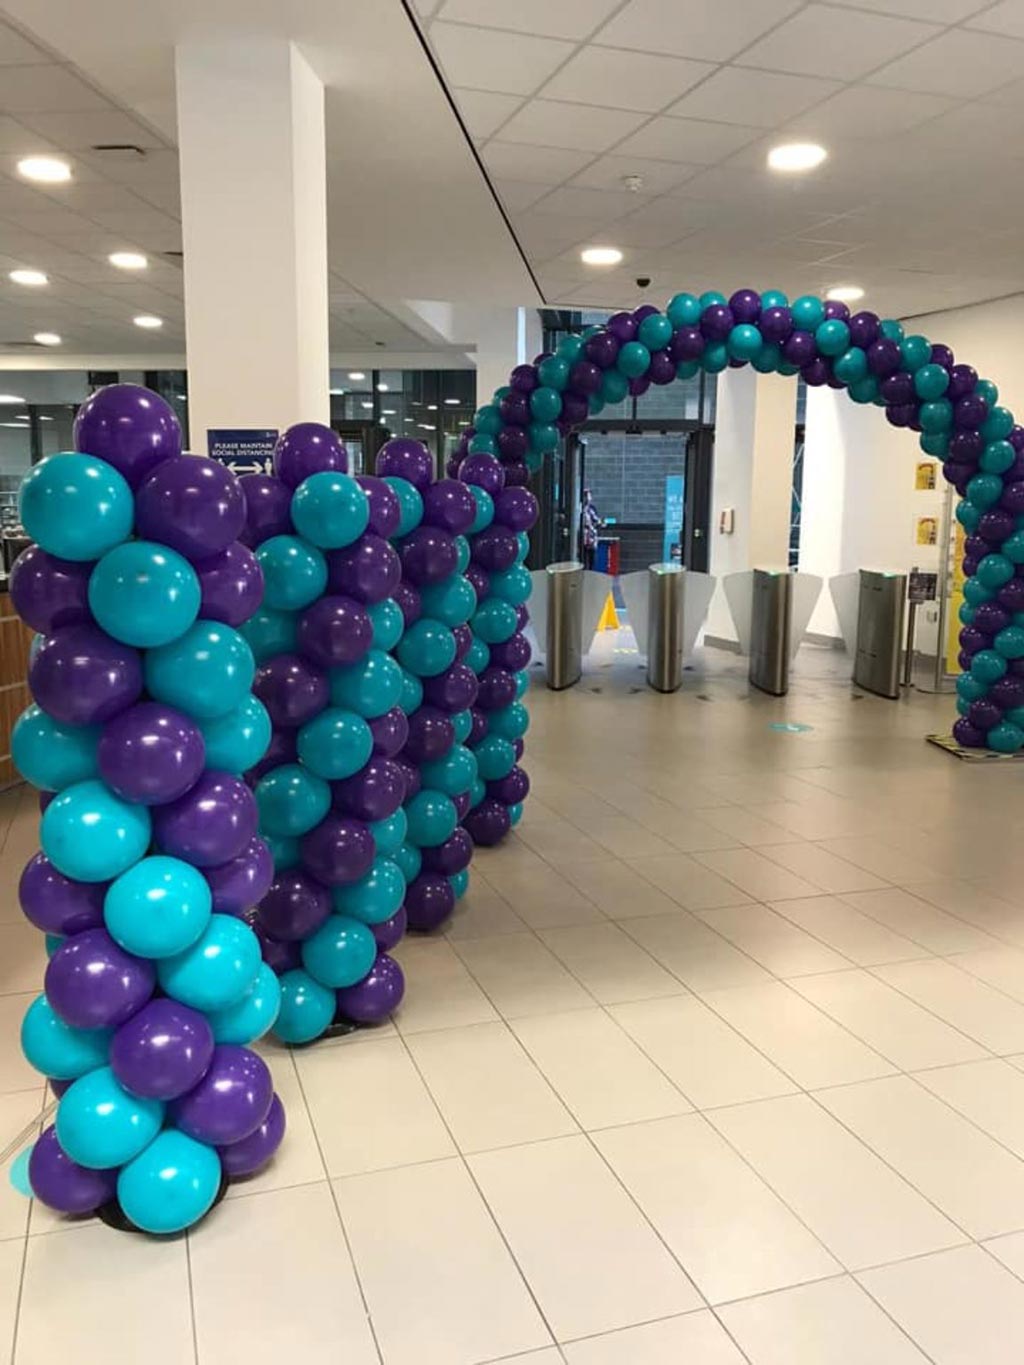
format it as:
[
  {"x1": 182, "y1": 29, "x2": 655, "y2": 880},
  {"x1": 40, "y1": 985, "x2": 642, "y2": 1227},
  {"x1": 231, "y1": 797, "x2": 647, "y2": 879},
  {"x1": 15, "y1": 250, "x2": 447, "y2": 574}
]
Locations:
[{"x1": 583, "y1": 433, "x2": 686, "y2": 526}]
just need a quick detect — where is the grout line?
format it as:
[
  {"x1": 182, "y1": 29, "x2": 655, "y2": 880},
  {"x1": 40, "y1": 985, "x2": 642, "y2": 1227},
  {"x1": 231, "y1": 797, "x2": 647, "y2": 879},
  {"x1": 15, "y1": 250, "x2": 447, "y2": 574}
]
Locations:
[{"x1": 183, "y1": 1228, "x2": 201, "y2": 1365}]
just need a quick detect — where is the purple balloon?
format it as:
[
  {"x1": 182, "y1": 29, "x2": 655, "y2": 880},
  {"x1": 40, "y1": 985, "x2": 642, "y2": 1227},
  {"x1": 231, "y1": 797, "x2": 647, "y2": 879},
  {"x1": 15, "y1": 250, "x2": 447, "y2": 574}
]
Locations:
[
  {"x1": 959, "y1": 626, "x2": 989, "y2": 655},
  {"x1": 238, "y1": 474, "x2": 293, "y2": 547},
  {"x1": 929, "y1": 343, "x2": 954, "y2": 370},
  {"x1": 510, "y1": 363, "x2": 538, "y2": 394},
  {"x1": 372, "y1": 905, "x2": 407, "y2": 951},
  {"x1": 73, "y1": 384, "x2": 181, "y2": 489},
  {"x1": 584, "y1": 330, "x2": 619, "y2": 369},
  {"x1": 332, "y1": 757, "x2": 406, "y2": 822},
  {"x1": 561, "y1": 391, "x2": 590, "y2": 425},
  {"x1": 464, "y1": 797, "x2": 512, "y2": 847},
  {"x1": 823, "y1": 299, "x2": 850, "y2": 322},
  {"x1": 476, "y1": 666, "x2": 517, "y2": 711},
  {"x1": 488, "y1": 633, "x2": 531, "y2": 671},
  {"x1": 647, "y1": 350, "x2": 676, "y2": 386},
  {"x1": 403, "y1": 706, "x2": 455, "y2": 763},
  {"x1": 488, "y1": 764, "x2": 530, "y2": 805},
  {"x1": 246, "y1": 727, "x2": 297, "y2": 784},
  {"x1": 421, "y1": 480, "x2": 476, "y2": 535},
  {"x1": 356, "y1": 475, "x2": 401, "y2": 539},
  {"x1": 29, "y1": 624, "x2": 142, "y2": 727},
  {"x1": 375, "y1": 437, "x2": 434, "y2": 490},
  {"x1": 111, "y1": 997, "x2": 214, "y2": 1100},
  {"x1": 400, "y1": 526, "x2": 458, "y2": 586},
  {"x1": 274, "y1": 423, "x2": 347, "y2": 489},
  {"x1": 990, "y1": 675, "x2": 1024, "y2": 710},
  {"x1": 257, "y1": 931, "x2": 301, "y2": 974},
  {"x1": 949, "y1": 430, "x2": 984, "y2": 464},
  {"x1": 327, "y1": 535, "x2": 402, "y2": 604},
  {"x1": 458, "y1": 453, "x2": 505, "y2": 496},
  {"x1": 135, "y1": 456, "x2": 246, "y2": 561},
  {"x1": 218, "y1": 1091, "x2": 285, "y2": 1176},
  {"x1": 45, "y1": 927, "x2": 155, "y2": 1030},
  {"x1": 670, "y1": 326, "x2": 705, "y2": 362},
  {"x1": 974, "y1": 601, "x2": 1011, "y2": 633},
  {"x1": 947, "y1": 364, "x2": 978, "y2": 401},
  {"x1": 954, "y1": 394, "x2": 988, "y2": 430},
  {"x1": 404, "y1": 872, "x2": 455, "y2": 931},
  {"x1": 296, "y1": 595, "x2": 373, "y2": 668},
  {"x1": 452, "y1": 790, "x2": 471, "y2": 820},
  {"x1": 802, "y1": 358, "x2": 831, "y2": 388},
  {"x1": 254, "y1": 654, "x2": 329, "y2": 728},
  {"x1": 391, "y1": 754, "x2": 419, "y2": 802},
  {"x1": 881, "y1": 372, "x2": 915, "y2": 405},
  {"x1": 847, "y1": 312, "x2": 879, "y2": 349},
  {"x1": 1000, "y1": 483, "x2": 1024, "y2": 516},
  {"x1": 468, "y1": 707, "x2": 488, "y2": 745},
  {"x1": 968, "y1": 699, "x2": 1004, "y2": 731},
  {"x1": 471, "y1": 526, "x2": 518, "y2": 572},
  {"x1": 628, "y1": 376, "x2": 650, "y2": 398},
  {"x1": 195, "y1": 542, "x2": 264, "y2": 627},
  {"x1": 700, "y1": 304, "x2": 734, "y2": 341},
  {"x1": 452, "y1": 624, "x2": 473, "y2": 662},
  {"x1": 729, "y1": 289, "x2": 761, "y2": 323},
  {"x1": 421, "y1": 826, "x2": 473, "y2": 876},
  {"x1": 29, "y1": 1124, "x2": 118, "y2": 1214},
  {"x1": 514, "y1": 604, "x2": 530, "y2": 633},
  {"x1": 422, "y1": 663, "x2": 479, "y2": 713},
  {"x1": 493, "y1": 487, "x2": 539, "y2": 533},
  {"x1": 300, "y1": 815, "x2": 375, "y2": 887},
  {"x1": 9, "y1": 546, "x2": 92, "y2": 634},
  {"x1": 512, "y1": 736, "x2": 525, "y2": 762},
  {"x1": 257, "y1": 869, "x2": 331, "y2": 941},
  {"x1": 153, "y1": 770, "x2": 257, "y2": 868},
  {"x1": 19, "y1": 853, "x2": 106, "y2": 936},
  {"x1": 204, "y1": 837, "x2": 275, "y2": 917},
  {"x1": 98, "y1": 702, "x2": 205, "y2": 806},
  {"x1": 999, "y1": 579, "x2": 1024, "y2": 612},
  {"x1": 607, "y1": 312, "x2": 637, "y2": 343},
  {"x1": 953, "y1": 717, "x2": 985, "y2": 748},
  {"x1": 497, "y1": 426, "x2": 529, "y2": 462},
  {"x1": 171, "y1": 1044, "x2": 273, "y2": 1146},
  {"x1": 504, "y1": 464, "x2": 531, "y2": 490},
  {"x1": 465, "y1": 564, "x2": 490, "y2": 601},
  {"x1": 336, "y1": 951, "x2": 405, "y2": 1023},
  {"x1": 866, "y1": 338, "x2": 901, "y2": 377},
  {"x1": 499, "y1": 391, "x2": 530, "y2": 425},
  {"x1": 782, "y1": 331, "x2": 817, "y2": 367},
  {"x1": 369, "y1": 706, "x2": 409, "y2": 758},
  {"x1": 392, "y1": 581, "x2": 422, "y2": 627}
]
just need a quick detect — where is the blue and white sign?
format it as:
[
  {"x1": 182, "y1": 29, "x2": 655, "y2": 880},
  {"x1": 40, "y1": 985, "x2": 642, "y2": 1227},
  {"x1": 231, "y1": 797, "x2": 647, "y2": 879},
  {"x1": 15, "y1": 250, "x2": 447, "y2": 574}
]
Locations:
[
  {"x1": 663, "y1": 473, "x2": 684, "y2": 563},
  {"x1": 207, "y1": 429, "x2": 278, "y2": 476}
]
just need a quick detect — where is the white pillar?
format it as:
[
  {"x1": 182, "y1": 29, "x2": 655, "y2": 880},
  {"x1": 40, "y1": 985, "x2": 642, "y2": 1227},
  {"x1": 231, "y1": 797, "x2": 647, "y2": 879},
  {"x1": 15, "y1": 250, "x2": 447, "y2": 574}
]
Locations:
[
  {"x1": 706, "y1": 368, "x2": 797, "y2": 641},
  {"x1": 176, "y1": 40, "x2": 329, "y2": 449},
  {"x1": 474, "y1": 307, "x2": 541, "y2": 408}
]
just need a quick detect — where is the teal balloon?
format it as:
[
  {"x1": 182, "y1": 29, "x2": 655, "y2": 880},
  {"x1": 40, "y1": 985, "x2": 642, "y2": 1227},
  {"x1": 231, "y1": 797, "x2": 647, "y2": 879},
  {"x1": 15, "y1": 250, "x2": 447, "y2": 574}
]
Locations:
[
  {"x1": 334, "y1": 856, "x2": 405, "y2": 924},
  {"x1": 266, "y1": 833, "x2": 299, "y2": 870},
  {"x1": 468, "y1": 778, "x2": 486, "y2": 809},
  {"x1": 21, "y1": 994, "x2": 111, "y2": 1080},
  {"x1": 297, "y1": 707, "x2": 372, "y2": 780},
  {"x1": 19, "y1": 452, "x2": 133, "y2": 562},
  {"x1": 981, "y1": 405, "x2": 1014, "y2": 442},
  {"x1": 12, "y1": 705, "x2": 98, "y2": 792},
  {"x1": 913, "y1": 363, "x2": 949, "y2": 400},
  {"x1": 46, "y1": 934, "x2": 64, "y2": 958},
  {"x1": 791, "y1": 295, "x2": 824, "y2": 331},
  {"x1": 977, "y1": 553, "x2": 1014, "y2": 589},
  {"x1": 450, "y1": 869, "x2": 469, "y2": 900},
  {"x1": 957, "y1": 673, "x2": 988, "y2": 705},
  {"x1": 702, "y1": 342, "x2": 729, "y2": 373},
  {"x1": 557, "y1": 334, "x2": 584, "y2": 362},
  {"x1": 393, "y1": 841, "x2": 422, "y2": 884},
  {"x1": 761, "y1": 289, "x2": 789, "y2": 309},
  {"x1": 995, "y1": 625, "x2": 1024, "y2": 659},
  {"x1": 397, "y1": 618, "x2": 457, "y2": 677},
  {"x1": 291, "y1": 471, "x2": 369, "y2": 549},
  {"x1": 616, "y1": 341, "x2": 650, "y2": 379},
  {"x1": 145, "y1": 622, "x2": 255, "y2": 720},
  {"x1": 488, "y1": 703, "x2": 529, "y2": 741},
  {"x1": 1007, "y1": 706, "x2": 1024, "y2": 729},
  {"x1": 727, "y1": 325, "x2": 763, "y2": 361},
  {"x1": 400, "y1": 669, "x2": 423, "y2": 714},
  {"x1": 967, "y1": 474, "x2": 1004, "y2": 510},
  {"x1": 963, "y1": 577, "x2": 993, "y2": 607},
  {"x1": 474, "y1": 404, "x2": 503, "y2": 435},
  {"x1": 405, "y1": 789, "x2": 457, "y2": 847},
  {"x1": 537, "y1": 355, "x2": 570, "y2": 391},
  {"x1": 41, "y1": 778, "x2": 151, "y2": 883},
  {"x1": 330, "y1": 649, "x2": 403, "y2": 718},
  {"x1": 972, "y1": 649, "x2": 1008, "y2": 684},
  {"x1": 977, "y1": 378, "x2": 999, "y2": 407},
  {"x1": 474, "y1": 735, "x2": 515, "y2": 781},
  {"x1": 667, "y1": 293, "x2": 701, "y2": 327},
  {"x1": 988, "y1": 721, "x2": 1024, "y2": 753},
  {"x1": 56, "y1": 1066, "x2": 163, "y2": 1169},
  {"x1": 104, "y1": 855, "x2": 212, "y2": 959},
  {"x1": 833, "y1": 348, "x2": 868, "y2": 384},
  {"x1": 256, "y1": 535, "x2": 327, "y2": 611},
  {"x1": 368, "y1": 598, "x2": 404, "y2": 650},
  {"x1": 676, "y1": 359, "x2": 701, "y2": 380},
  {"x1": 899, "y1": 334, "x2": 931, "y2": 372},
  {"x1": 981, "y1": 440, "x2": 1015, "y2": 475},
  {"x1": 956, "y1": 501, "x2": 981, "y2": 532},
  {"x1": 199, "y1": 695, "x2": 270, "y2": 775},
  {"x1": 530, "y1": 386, "x2": 562, "y2": 423},
  {"x1": 274, "y1": 969, "x2": 336, "y2": 1043},
  {"x1": 637, "y1": 314, "x2": 672, "y2": 352},
  {"x1": 472, "y1": 598, "x2": 517, "y2": 645},
  {"x1": 1002, "y1": 530, "x2": 1024, "y2": 565},
  {"x1": 454, "y1": 535, "x2": 471, "y2": 574},
  {"x1": 117, "y1": 1129, "x2": 221, "y2": 1235},
  {"x1": 515, "y1": 670, "x2": 530, "y2": 700},
  {"x1": 468, "y1": 486, "x2": 494, "y2": 534},
  {"x1": 383, "y1": 477, "x2": 424, "y2": 536},
  {"x1": 87, "y1": 541, "x2": 200, "y2": 648},
  {"x1": 600, "y1": 370, "x2": 628, "y2": 405},
  {"x1": 751, "y1": 343, "x2": 781, "y2": 374},
  {"x1": 371, "y1": 808, "x2": 407, "y2": 858},
  {"x1": 516, "y1": 532, "x2": 530, "y2": 564},
  {"x1": 919, "y1": 399, "x2": 952, "y2": 433},
  {"x1": 420, "y1": 576, "x2": 476, "y2": 627},
  {"x1": 528, "y1": 422, "x2": 558, "y2": 454},
  {"x1": 302, "y1": 914, "x2": 377, "y2": 988},
  {"x1": 421, "y1": 744, "x2": 477, "y2": 796},
  {"x1": 255, "y1": 763, "x2": 331, "y2": 836},
  {"x1": 509, "y1": 802, "x2": 524, "y2": 827},
  {"x1": 488, "y1": 566, "x2": 531, "y2": 606},
  {"x1": 451, "y1": 709, "x2": 473, "y2": 744},
  {"x1": 920, "y1": 431, "x2": 950, "y2": 458},
  {"x1": 815, "y1": 320, "x2": 850, "y2": 357},
  {"x1": 848, "y1": 375, "x2": 879, "y2": 404},
  {"x1": 157, "y1": 914, "x2": 261, "y2": 1013},
  {"x1": 469, "y1": 434, "x2": 497, "y2": 457},
  {"x1": 464, "y1": 629, "x2": 488, "y2": 670},
  {"x1": 959, "y1": 603, "x2": 976, "y2": 625},
  {"x1": 239, "y1": 606, "x2": 297, "y2": 664},
  {"x1": 699, "y1": 291, "x2": 727, "y2": 308},
  {"x1": 206, "y1": 962, "x2": 281, "y2": 1045},
  {"x1": 879, "y1": 318, "x2": 904, "y2": 342}
]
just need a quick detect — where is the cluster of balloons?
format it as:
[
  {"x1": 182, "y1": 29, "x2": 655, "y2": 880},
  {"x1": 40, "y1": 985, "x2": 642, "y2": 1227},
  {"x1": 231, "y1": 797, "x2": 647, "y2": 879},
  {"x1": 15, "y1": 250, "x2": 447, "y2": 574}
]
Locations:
[
  {"x1": 11, "y1": 384, "x2": 284, "y2": 1234},
  {"x1": 238, "y1": 424, "x2": 408, "y2": 1044},
  {"x1": 451, "y1": 291, "x2": 1020, "y2": 754},
  {"x1": 376, "y1": 438, "x2": 480, "y2": 931}
]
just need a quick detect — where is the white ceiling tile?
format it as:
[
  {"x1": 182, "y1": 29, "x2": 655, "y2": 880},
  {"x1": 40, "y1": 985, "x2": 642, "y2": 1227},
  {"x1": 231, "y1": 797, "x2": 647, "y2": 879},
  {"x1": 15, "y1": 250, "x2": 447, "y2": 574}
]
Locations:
[
  {"x1": 412, "y1": 0, "x2": 443, "y2": 16},
  {"x1": 617, "y1": 116, "x2": 762, "y2": 163},
  {"x1": 482, "y1": 141, "x2": 596, "y2": 182},
  {"x1": 18, "y1": 110, "x2": 165, "y2": 151},
  {"x1": 531, "y1": 184, "x2": 648, "y2": 218},
  {"x1": 0, "y1": 65, "x2": 109, "y2": 113},
  {"x1": 540, "y1": 47, "x2": 714, "y2": 113},
  {"x1": 451, "y1": 89, "x2": 523, "y2": 139},
  {"x1": 430, "y1": 23, "x2": 575, "y2": 96},
  {"x1": 0, "y1": 20, "x2": 50, "y2": 65},
  {"x1": 967, "y1": 0, "x2": 1024, "y2": 39},
  {"x1": 592, "y1": 0, "x2": 804, "y2": 62},
  {"x1": 828, "y1": 0, "x2": 995, "y2": 18},
  {"x1": 667, "y1": 67, "x2": 841, "y2": 127},
  {"x1": 495, "y1": 98, "x2": 647, "y2": 152},
  {"x1": 571, "y1": 154, "x2": 699, "y2": 194},
  {"x1": 737, "y1": 5, "x2": 940, "y2": 81},
  {"x1": 437, "y1": 0, "x2": 622, "y2": 41},
  {"x1": 868, "y1": 29, "x2": 1024, "y2": 98},
  {"x1": 0, "y1": 116, "x2": 56, "y2": 155},
  {"x1": 785, "y1": 84, "x2": 956, "y2": 139},
  {"x1": 493, "y1": 179, "x2": 553, "y2": 210}
]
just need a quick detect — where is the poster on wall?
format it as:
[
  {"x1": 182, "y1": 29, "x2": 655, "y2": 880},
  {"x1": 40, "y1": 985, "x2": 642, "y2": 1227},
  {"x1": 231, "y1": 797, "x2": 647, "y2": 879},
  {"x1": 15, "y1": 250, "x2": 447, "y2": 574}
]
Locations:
[
  {"x1": 915, "y1": 515, "x2": 939, "y2": 547},
  {"x1": 662, "y1": 474, "x2": 684, "y2": 563},
  {"x1": 915, "y1": 460, "x2": 938, "y2": 491},
  {"x1": 207, "y1": 429, "x2": 278, "y2": 476}
]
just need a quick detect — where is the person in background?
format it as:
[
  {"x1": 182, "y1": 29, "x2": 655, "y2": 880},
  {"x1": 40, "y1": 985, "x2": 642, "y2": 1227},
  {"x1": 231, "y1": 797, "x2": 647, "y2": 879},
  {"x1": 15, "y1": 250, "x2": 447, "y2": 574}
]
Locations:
[{"x1": 581, "y1": 488, "x2": 602, "y2": 569}]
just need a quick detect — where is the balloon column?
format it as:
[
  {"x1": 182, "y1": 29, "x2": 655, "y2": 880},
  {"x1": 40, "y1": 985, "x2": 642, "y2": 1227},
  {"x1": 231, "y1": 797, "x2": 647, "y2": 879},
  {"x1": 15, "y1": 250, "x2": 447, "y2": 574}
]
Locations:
[
  {"x1": 241, "y1": 424, "x2": 408, "y2": 1044},
  {"x1": 376, "y1": 438, "x2": 479, "y2": 933},
  {"x1": 11, "y1": 385, "x2": 284, "y2": 1235},
  {"x1": 452, "y1": 292, "x2": 1024, "y2": 756}
]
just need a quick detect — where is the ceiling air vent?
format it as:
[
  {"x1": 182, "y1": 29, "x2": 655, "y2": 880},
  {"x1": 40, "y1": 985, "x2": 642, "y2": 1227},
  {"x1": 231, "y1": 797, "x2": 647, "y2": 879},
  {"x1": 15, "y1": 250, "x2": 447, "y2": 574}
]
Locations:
[{"x1": 90, "y1": 143, "x2": 147, "y2": 159}]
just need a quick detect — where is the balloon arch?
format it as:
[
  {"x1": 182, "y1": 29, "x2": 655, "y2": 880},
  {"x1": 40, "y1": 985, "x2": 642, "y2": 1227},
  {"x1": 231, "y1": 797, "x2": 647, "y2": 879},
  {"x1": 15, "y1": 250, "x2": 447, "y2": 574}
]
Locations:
[{"x1": 450, "y1": 288, "x2": 1024, "y2": 757}]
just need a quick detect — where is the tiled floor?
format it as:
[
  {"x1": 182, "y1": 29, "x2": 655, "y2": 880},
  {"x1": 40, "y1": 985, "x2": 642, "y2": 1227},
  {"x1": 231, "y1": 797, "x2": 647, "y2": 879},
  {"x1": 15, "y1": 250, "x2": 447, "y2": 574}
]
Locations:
[{"x1": 4, "y1": 638, "x2": 1024, "y2": 1361}]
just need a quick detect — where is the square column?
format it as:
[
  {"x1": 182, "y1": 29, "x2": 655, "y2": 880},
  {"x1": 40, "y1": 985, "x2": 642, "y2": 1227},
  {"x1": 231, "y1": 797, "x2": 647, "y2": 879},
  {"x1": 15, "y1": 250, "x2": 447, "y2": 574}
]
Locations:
[
  {"x1": 474, "y1": 308, "x2": 542, "y2": 408},
  {"x1": 176, "y1": 40, "x2": 329, "y2": 447}
]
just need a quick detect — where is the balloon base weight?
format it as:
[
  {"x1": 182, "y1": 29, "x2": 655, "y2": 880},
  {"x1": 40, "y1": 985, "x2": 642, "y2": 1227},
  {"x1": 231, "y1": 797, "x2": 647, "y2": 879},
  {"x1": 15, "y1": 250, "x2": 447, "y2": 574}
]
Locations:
[
  {"x1": 323, "y1": 1016, "x2": 363, "y2": 1039},
  {"x1": 94, "y1": 1170, "x2": 229, "y2": 1234},
  {"x1": 927, "y1": 733, "x2": 1024, "y2": 762}
]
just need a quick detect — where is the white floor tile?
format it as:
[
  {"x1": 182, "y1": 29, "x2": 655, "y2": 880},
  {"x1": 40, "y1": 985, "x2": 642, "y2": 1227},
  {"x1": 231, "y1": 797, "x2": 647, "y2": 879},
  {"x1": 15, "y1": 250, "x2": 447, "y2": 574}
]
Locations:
[
  {"x1": 581, "y1": 815, "x2": 678, "y2": 860},
  {"x1": 224, "y1": 1054, "x2": 324, "y2": 1199},
  {"x1": 948, "y1": 946, "x2": 1024, "y2": 1004},
  {"x1": 595, "y1": 1114, "x2": 839, "y2": 1304},
  {"x1": 873, "y1": 958, "x2": 1024, "y2": 1053},
  {"x1": 0, "y1": 994, "x2": 43, "y2": 1096},
  {"x1": 697, "y1": 904, "x2": 851, "y2": 978},
  {"x1": 557, "y1": 858, "x2": 684, "y2": 920},
  {"x1": 392, "y1": 938, "x2": 499, "y2": 1034},
  {"x1": 443, "y1": 883, "x2": 527, "y2": 940},
  {"x1": 625, "y1": 855, "x2": 754, "y2": 913},
  {"x1": 619, "y1": 913, "x2": 771, "y2": 993},
  {"x1": 709, "y1": 1094, "x2": 965, "y2": 1269},
  {"x1": 0, "y1": 924, "x2": 46, "y2": 997},
  {"x1": 905, "y1": 880, "x2": 1024, "y2": 948},
  {"x1": 538, "y1": 923, "x2": 684, "y2": 1004},
  {"x1": 758, "y1": 842, "x2": 887, "y2": 894},
  {"x1": 0, "y1": 1087, "x2": 44, "y2": 1241},
  {"x1": 336, "y1": 1158, "x2": 550, "y2": 1365},
  {"x1": 481, "y1": 868, "x2": 608, "y2": 930},
  {"x1": 453, "y1": 934, "x2": 596, "y2": 1019},
  {"x1": 843, "y1": 888, "x2": 1000, "y2": 955},
  {"x1": 470, "y1": 1135, "x2": 701, "y2": 1341},
  {"x1": 814, "y1": 839, "x2": 938, "y2": 886},
  {"x1": 0, "y1": 1240, "x2": 21, "y2": 1363},
  {"x1": 769, "y1": 896, "x2": 928, "y2": 966},
  {"x1": 916, "y1": 1059, "x2": 1024, "y2": 1159},
  {"x1": 561, "y1": 1311, "x2": 747, "y2": 1363},
  {"x1": 983, "y1": 1230, "x2": 1024, "y2": 1281},
  {"x1": 694, "y1": 849, "x2": 820, "y2": 902},
  {"x1": 691, "y1": 805, "x2": 800, "y2": 848}
]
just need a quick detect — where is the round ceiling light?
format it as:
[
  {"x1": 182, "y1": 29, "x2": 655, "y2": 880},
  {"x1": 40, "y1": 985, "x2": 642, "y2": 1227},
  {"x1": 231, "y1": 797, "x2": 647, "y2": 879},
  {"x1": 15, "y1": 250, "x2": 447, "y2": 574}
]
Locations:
[
  {"x1": 9, "y1": 269, "x2": 48, "y2": 287},
  {"x1": 33, "y1": 332, "x2": 61, "y2": 346},
  {"x1": 581, "y1": 246, "x2": 624, "y2": 266},
  {"x1": 348, "y1": 371, "x2": 366, "y2": 381},
  {"x1": 133, "y1": 314, "x2": 163, "y2": 329},
  {"x1": 109, "y1": 251, "x2": 148, "y2": 270},
  {"x1": 17, "y1": 155, "x2": 72, "y2": 184},
  {"x1": 767, "y1": 142, "x2": 827, "y2": 173},
  {"x1": 826, "y1": 285, "x2": 865, "y2": 303}
]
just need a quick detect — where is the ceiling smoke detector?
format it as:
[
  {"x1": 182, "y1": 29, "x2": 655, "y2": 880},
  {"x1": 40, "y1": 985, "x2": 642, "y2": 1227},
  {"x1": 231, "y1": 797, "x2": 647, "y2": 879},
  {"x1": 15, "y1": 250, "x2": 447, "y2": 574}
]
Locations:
[{"x1": 622, "y1": 174, "x2": 644, "y2": 194}]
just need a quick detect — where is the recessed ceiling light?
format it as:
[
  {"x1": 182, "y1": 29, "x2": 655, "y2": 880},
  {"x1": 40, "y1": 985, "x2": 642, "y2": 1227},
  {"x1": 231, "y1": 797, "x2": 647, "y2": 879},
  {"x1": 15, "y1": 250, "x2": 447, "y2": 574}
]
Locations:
[
  {"x1": 9, "y1": 269, "x2": 48, "y2": 287},
  {"x1": 382, "y1": 409, "x2": 396, "y2": 415},
  {"x1": 133, "y1": 314, "x2": 163, "y2": 329},
  {"x1": 581, "y1": 246, "x2": 623, "y2": 266},
  {"x1": 826, "y1": 285, "x2": 864, "y2": 303},
  {"x1": 418, "y1": 423, "x2": 436, "y2": 431},
  {"x1": 0, "y1": 395, "x2": 26, "y2": 405},
  {"x1": 33, "y1": 332, "x2": 61, "y2": 346},
  {"x1": 348, "y1": 371, "x2": 366, "y2": 381},
  {"x1": 14, "y1": 413, "x2": 29, "y2": 420},
  {"x1": 109, "y1": 251, "x2": 148, "y2": 271},
  {"x1": 329, "y1": 388, "x2": 345, "y2": 396},
  {"x1": 767, "y1": 142, "x2": 827, "y2": 173},
  {"x1": 444, "y1": 398, "x2": 461, "y2": 405},
  {"x1": 17, "y1": 155, "x2": 71, "y2": 184},
  {"x1": 361, "y1": 402, "x2": 373, "y2": 410},
  {"x1": 0, "y1": 421, "x2": 28, "y2": 428},
  {"x1": 377, "y1": 382, "x2": 389, "y2": 392},
  {"x1": 427, "y1": 404, "x2": 438, "y2": 411}
]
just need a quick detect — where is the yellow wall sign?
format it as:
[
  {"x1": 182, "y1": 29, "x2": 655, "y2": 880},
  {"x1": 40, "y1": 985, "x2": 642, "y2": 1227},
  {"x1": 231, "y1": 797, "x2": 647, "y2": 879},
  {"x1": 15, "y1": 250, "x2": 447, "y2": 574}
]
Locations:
[
  {"x1": 945, "y1": 522, "x2": 966, "y2": 675},
  {"x1": 915, "y1": 460, "x2": 937, "y2": 491},
  {"x1": 915, "y1": 516, "x2": 938, "y2": 547}
]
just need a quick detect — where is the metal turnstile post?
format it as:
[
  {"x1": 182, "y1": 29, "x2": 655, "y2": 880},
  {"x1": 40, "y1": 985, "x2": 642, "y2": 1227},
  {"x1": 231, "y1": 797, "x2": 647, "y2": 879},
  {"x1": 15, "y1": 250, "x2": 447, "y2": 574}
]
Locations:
[
  {"x1": 545, "y1": 560, "x2": 584, "y2": 690},
  {"x1": 647, "y1": 563, "x2": 685, "y2": 692},
  {"x1": 853, "y1": 569, "x2": 907, "y2": 699},
  {"x1": 749, "y1": 569, "x2": 792, "y2": 696}
]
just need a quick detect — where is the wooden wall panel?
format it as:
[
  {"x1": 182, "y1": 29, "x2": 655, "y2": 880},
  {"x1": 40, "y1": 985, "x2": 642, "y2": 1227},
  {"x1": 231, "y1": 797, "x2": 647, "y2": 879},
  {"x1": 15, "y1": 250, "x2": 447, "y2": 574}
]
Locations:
[{"x1": 0, "y1": 593, "x2": 31, "y2": 791}]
